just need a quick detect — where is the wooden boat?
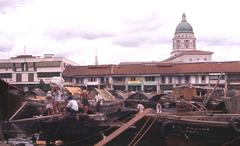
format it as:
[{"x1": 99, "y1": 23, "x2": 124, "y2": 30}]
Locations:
[
  {"x1": 88, "y1": 88, "x2": 125, "y2": 115},
  {"x1": 133, "y1": 112, "x2": 240, "y2": 146}
]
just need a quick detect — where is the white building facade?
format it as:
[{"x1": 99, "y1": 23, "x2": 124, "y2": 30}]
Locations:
[
  {"x1": 0, "y1": 54, "x2": 78, "y2": 91},
  {"x1": 164, "y1": 13, "x2": 213, "y2": 63}
]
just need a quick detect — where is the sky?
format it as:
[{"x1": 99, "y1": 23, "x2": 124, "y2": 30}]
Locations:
[{"x1": 0, "y1": 0, "x2": 240, "y2": 65}]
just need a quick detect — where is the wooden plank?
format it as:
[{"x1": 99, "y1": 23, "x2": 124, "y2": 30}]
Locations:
[
  {"x1": 9, "y1": 101, "x2": 27, "y2": 121},
  {"x1": 6, "y1": 114, "x2": 63, "y2": 123},
  {"x1": 94, "y1": 108, "x2": 152, "y2": 146}
]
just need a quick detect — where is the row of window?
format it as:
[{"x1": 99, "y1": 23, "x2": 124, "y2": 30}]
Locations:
[
  {"x1": 113, "y1": 76, "x2": 205, "y2": 83},
  {"x1": 37, "y1": 72, "x2": 61, "y2": 78},
  {"x1": 12, "y1": 61, "x2": 61, "y2": 72},
  {"x1": 16, "y1": 73, "x2": 34, "y2": 82},
  {"x1": 70, "y1": 76, "x2": 212, "y2": 84},
  {"x1": 175, "y1": 40, "x2": 196, "y2": 49},
  {"x1": 72, "y1": 77, "x2": 108, "y2": 84},
  {"x1": 12, "y1": 63, "x2": 37, "y2": 72},
  {"x1": 14, "y1": 72, "x2": 61, "y2": 82},
  {"x1": 189, "y1": 58, "x2": 207, "y2": 61},
  {"x1": 175, "y1": 34, "x2": 194, "y2": 38},
  {"x1": 0, "y1": 73, "x2": 12, "y2": 78}
]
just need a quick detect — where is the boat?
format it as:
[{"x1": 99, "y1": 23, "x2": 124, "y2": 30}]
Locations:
[{"x1": 147, "y1": 112, "x2": 240, "y2": 145}]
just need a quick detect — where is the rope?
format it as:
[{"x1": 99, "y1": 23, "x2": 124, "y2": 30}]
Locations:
[
  {"x1": 128, "y1": 116, "x2": 152, "y2": 146},
  {"x1": 128, "y1": 115, "x2": 158, "y2": 146},
  {"x1": 131, "y1": 116, "x2": 158, "y2": 146}
]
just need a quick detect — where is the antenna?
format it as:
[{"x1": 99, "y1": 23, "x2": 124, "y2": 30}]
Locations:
[{"x1": 95, "y1": 48, "x2": 99, "y2": 65}]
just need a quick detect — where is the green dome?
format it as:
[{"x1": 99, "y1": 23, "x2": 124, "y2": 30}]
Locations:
[{"x1": 175, "y1": 13, "x2": 193, "y2": 34}]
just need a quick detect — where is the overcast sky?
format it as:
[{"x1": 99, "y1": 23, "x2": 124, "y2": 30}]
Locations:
[{"x1": 0, "y1": 0, "x2": 240, "y2": 65}]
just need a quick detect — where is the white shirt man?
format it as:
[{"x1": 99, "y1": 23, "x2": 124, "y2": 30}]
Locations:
[
  {"x1": 137, "y1": 103, "x2": 144, "y2": 113},
  {"x1": 67, "y1": 98, "x2": 79, "y2": 112},
  {"x1": 156, "y1": 102, "x2": 162, "y2": 113},
  {"x1": 95, "y1": 93, "x2": 103, "y2": 104}
]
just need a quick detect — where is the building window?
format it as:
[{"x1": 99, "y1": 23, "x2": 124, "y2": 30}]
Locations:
[
  {"x1": 76, "y1": 78, "x2": 83, "y2": 84},
  {"x1": 20, "y1": 63, "x2": 28, "y2": 71},
  {"x1": 201, "y1": 76, "x2": 206, "y2": 83},
  {"x1": 145, "y1": 76, "x2": 155, "y2": 81},
  {"x1": 130, "y1": 77, "x2": 136, "y2": 81},
  {"x1": 161, "y1": 76, "x2": 166, "y2": 83},
  {"x1": 21, "y1": 63, "x2": 24, "y2": 71},
  {"x1": 0, "y1": 73, "x2": 12, "y2": 78},
  {"x1": 100, "y1": 77, "x2": 105, "y2": 83},
  {"x1": 113, "y1": 77, "x2": 125, "y2": 81},
  {"x1": 210, "y1": 75, "x2": 225, "y2": 80},
  {"x1": 189, "y1": 58, "x2": 192, "y2": 61},
  {"x1": 195, "y1": 76, "x2": 199, "y2": 83},
  {"x1": 28, "y1": 73, "x2": 34, "y2": 82},
  {"x1": 184, "y1": 40, "x2": 189, "y2": 48},
  {"x1": 88, "y1": 77, "x2": 96, "y2": 82},
  {"x1": 169, "y1": 76, "x2": 172, "y2": 83},
  {"x1": 12, "y1": 63, "x2": 16, "y2": 71},
  {"x1": 37, "y1": 72, "x2": 61, "y2": 78},
  {"x1": 25, "y1": 63, "x2": 28, "y2": 71},
  {"x1": 16, "y1": 73, "x2": 22, "y2": 82},
  {"x1": 185, "y1": 76, "x2": 190, "y2": 83},
  {"x1": 178, "y1": 76, "x2": 181, "y2": 84},
  {"x1": 204, "y1": 58, "x2": 207, "y2": 61},
  {"x1": 33, "y1": 62, "x2": 37, "y2": 71}
]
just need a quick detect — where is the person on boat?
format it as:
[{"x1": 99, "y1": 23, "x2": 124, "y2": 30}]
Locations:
[
  {"x1": 95, "y1": 93, "x2": 103, "y2": 112},
  {"x1": 45, "y1": 91, "x2": 54, "y2": 115},
  {"x1": 52, "y1": 86, "x2": 62, "y2": 114},
  {"x1": 66, "y1": 96, "x2": 79, "y2": 116},
  {"x1": 156, "y1": 100, "x2": 162, "y2": 113},
  {"x1": 81, "y1": 90, "x2": 90, "y2": 113},
  {"x1": 137, "y1": 102, "x2": 144, "y2": 113},
  {"x1": 95, "y1": 93, "x2": 103, "y2": 105}
]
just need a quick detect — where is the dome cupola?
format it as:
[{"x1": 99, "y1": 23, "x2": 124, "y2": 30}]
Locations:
[{"x1": 175, "y1": 13, "x2": 193, "y2": 34}]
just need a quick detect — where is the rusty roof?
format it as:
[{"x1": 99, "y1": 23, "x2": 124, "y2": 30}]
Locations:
[
  {"x1": 63, "y1": 65, "x2": 113, "y2": 77},
  {"x1": 63, "y1": 61, "x2": 240, "y2": 77}
]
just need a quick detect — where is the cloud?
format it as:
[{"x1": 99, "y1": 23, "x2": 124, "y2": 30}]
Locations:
[
  {"x1": 124, "y1": 13, "x2": 165, "y2": 33},
  {"x1": 46, "y1": 26, "x2": 115, "y2": 41},
  {"x1": 0, "y1": 0, "x2": 28, "y2": 11},
  {"x1": 0, "y1": 38, "x2": 14, "y2": 52},
  {"x1": 113, "y1": 31, "x2": 170, "y2": 47},
  {"x1": 198, "y1": 35, "x2": 240, "y2": 47},
  {"x1": 113, "y1": 13, "x2": 170, "y2": 47}
]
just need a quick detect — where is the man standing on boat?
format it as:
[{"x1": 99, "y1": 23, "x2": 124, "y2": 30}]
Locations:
[
  {"x1": 66, "y1": 96, "x2": 79, "y2": 116},
  {"x1": 156, "y1": 101, "x2": 162, "y2": 113},
  {"x1": 137, "y1": 102, "x2": 144, "y2": 113}
]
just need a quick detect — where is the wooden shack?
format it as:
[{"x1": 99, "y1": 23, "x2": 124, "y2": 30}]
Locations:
[
  {"x1": 172, "y1": 85, "x2": 224, "y2": 101},
  {"x1": 172, "y1": 85, "x2": 197, "y2": 101}
]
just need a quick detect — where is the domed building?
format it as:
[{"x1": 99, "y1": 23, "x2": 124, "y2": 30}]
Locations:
[{"x1": 163, "y1": 13, "x2": 213, "y2": 63}]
